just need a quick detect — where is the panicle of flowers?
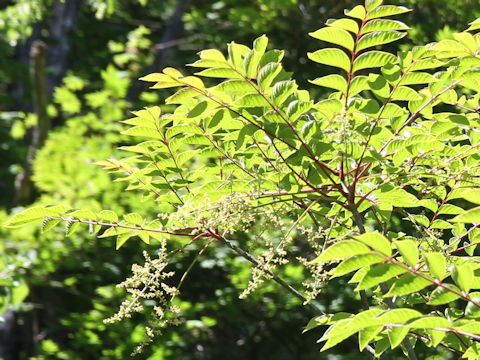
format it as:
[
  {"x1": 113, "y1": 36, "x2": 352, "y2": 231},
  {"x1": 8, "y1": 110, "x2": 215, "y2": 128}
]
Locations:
[
  {"x1": 296, "y1": 225, "x2": 328, "y2": 303},
  {"x1": 104, "y1": 242, "x2": 182, "y2": 352},
  {"x1": 239, "y1": 204, "x2": 297, "y2": 299},
  {"x1": 197, "y1": 195, "x2": 256, "y2": 234}
]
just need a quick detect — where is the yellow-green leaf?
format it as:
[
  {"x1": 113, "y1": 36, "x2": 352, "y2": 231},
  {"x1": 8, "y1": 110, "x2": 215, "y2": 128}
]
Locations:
[
  {"x1": 357, "y1": 31, "x2": 407, "y2": 52},
  {"x1": 308, "y1": 48, "x2": 351, "y2": 72},
  {"x1": 345, "y1": 5, "x2": 366, "y2": 20},
  {"x1": 309, "y1": 27, "x2": 355, "y2": 51},
  {"x1": 326, "y1": 18, "x2": 359, "y2": 34},
  {"x1": 311, "y1": 240, "x2": 371, "y2": 263},
  {"x1": 353, "y1": 231, "x2": 392, "y2": 256},
  {"x1": 423, "y1": 252, "x2": 446, "y2": 280},
  {"x1": 451, "y1": 207, "x2": 480, "y2": 223},
  {"x1": 362, "y1": 19, "x2": 409, "y2": 33},
  {"x1": 366, "y1": 5, "x2": 411, "y2": 20},
  {"x1": 352, "y1": 51, "x2": 396, "y2": 72},
  {"x1": 394, "y1": 240, "x2": 419, "y2": 267},
  {"x1": 309, "y1": 74, "x2": 348, "y2": 93}
]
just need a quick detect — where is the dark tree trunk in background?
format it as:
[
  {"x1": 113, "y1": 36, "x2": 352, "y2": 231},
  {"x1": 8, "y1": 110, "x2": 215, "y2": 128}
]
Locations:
[
  {"x1": 47, "y1": 0, "x2": 83, "y2": 95},
  {"x1": 128, "y1": 0, "x2": 190, "y2": 101},
  {"x1": 10, "y1": 25, "x2": 42, "y2": 112},
  {"x1": 151, "y1": 0, "x2": 189, "y2": 72},
  {"x1": 14, "y1": 41, "x2": 50, "y2": 205},
  {"x1": 14, "y1": 0, "x2": 83, "y2": 205},
  {"x1": 0, "y1": 311, "x2": 19, "y2": 360}
]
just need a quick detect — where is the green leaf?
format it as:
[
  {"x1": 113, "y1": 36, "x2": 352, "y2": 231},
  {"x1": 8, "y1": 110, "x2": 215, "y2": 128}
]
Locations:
[
  {"x1": 253, "y1": 35, "x2": 268, "y2": 54},
  {"x1": 349, "y1": 267, "x2": 370, "y2": 284},
  {"x1": 358, "y1": 326, "x2": 383, "y2": 351},
  {"x1": 362, "y1": 19, "x2": 409, "y2": 33},
  {"x1": 259, "y1": 49, "x2": 284, "y2": 67},
  {"x1": 356, "y1": 263, "x2": 406, "y2": 290},
  {"x1": 228, "y1": 41, "x2": 250, "y2": 72},
  {"x1": 366, "y1": 5, "x2": 411, "y2": 20},
  {"x1": 258, "y1": 63, "x2": 282, "y2": 89},
  {"x1": 330, "y1": 254, "x2": 384, "y2": 278},
  {"x1": 180, "y1": 76, "x2": 205, "y2": 89},
  {"x1": 375, "y1": 337, "x2": 391, "y2": 357},
  {"x1": 195, "y1": 68, "x2": 244, "y2": 79},
  {"x1": 428, "y1": 330, "x2": 446, "y2": 347},
  {"x1": 4, "y1": 206, "x2": 69, "y2": 228},
  {"x1": 352, "y1": 51, "x2": 396, "y2": 72},
  {"x1": 166, "y1": 88, "x2": 199, "y2": 104},
  {"x1": 139, "y1": 72, "x2": 175, "y2": 83},
  {"x1": 345, "y1": 5, "x2": 366, "y2": 20},
  {"x1": 399, "y1": 72, "x2": 437, "y2": 85},
  {"x1": 121, "y1": 126, "x2": 163, "y2": 139},
  {"x1": 353, "y1": 231, "x2": 392, "y2": 256},
  {"x1": 123, "y1": 213, "x2": 144, "y2": 226},
  {"x1": 372, "y1": 186, "x2": 419, "y2": 208},
  {"x1": 68, "y1": 210, "x2": 97, "y2": 220},
  {"x1": 433, "y1": 39, "x2": 469, "y2": 55},
  {"x1": 286, "y1": 100, "x2": 313, "y2": 121},
  {"x1": 387, "y1": 273, "x2": 432, "y2": 296},
  {"x1": 188, "y1": 101, "x2": 210, "y2": 118},
  {"x1": 11, "y1": 280, "x2": 29, "y2": 306},
  {"x1": 467, "y1": 17, "x2": 480, "y2": 31},
  {"x1": 390, "y1": 86, "x2": 423, "y2": 101},
  {"x1": 234, "y1": 93, "x2": 270, "y2": 108},
  {"x1": 349, "y1": 76, "x2": 370, "y2": 95},
  {"x1": 97, "y1": 210, "x2": 119, "y2": 223},
  {"x1": 189, "y1": 59, "x2": 230, "y2": 69},
  {"x1": 243, "y1": 49, "x2": 262, "y2": 79},
  {"x1": 409, "y1": 58, "x2": 445, "y2": 71},
  {"x1": 198, "y1": 48, "x2": 228, "y2": 63},
  {"x1": 320, "y1": 309, "x2": 383, "y2": 351},
  {"x1": 463, "y1": 344, "x2": 480, "y2": 360},
  {"x1": 326, "y1": 18, "x2": 359, "y2": 34},
  {"x1": 42, "y1": 218, "x2": 60, "y2": 233},
  {"x1": 430, "y1": 220, "x2": 454, "y2": 229},
  {"x1": 450, "y1": 188, "x2": 480, "y2": 204},
  {"x1": 407, "y1": 316, "x2": 451, "y2": 329},
  {"x1": 376, "y1": 308, "x2": 422, "y2": 324},
  {"x1": 310, "y1": 75, "x2": 348, "y2": 93},
  {"x1": 212, "y1": 79, "x2": 253, "y2": 95},
  {"x1": 137, "y1": 230, "x2": 151, "y2": 245},
  {"x1": 272, "y1": 80, "x2": 297, "y2": 106},
  {"x1": 308, "y1": 48, "x2": 351, "y2": 72},
  {"x1": 453, "y1": 32, "x2": 478, "y2": 53},
  {"x1": 453, "y1": 264, "x2": 474, "y2": 293},
  {"x1": 303, "y1": 313, "x2": 352, "y2": 332},
  {"x1": 365, "y1": 0, "x2": 383, "y2": 12},
  {"x1": 423, "y1": 252, "x2": 446, "y2": 280},
  {"x1": 451, "y1": 207, "x2": 480, "y2": 223},
  {"x1": 166, "y1": 125, "x2": 203, "y2": 138},
  {"x1": 368, "y1": 74, "x2": 390, "y2": 99},
  {"x1": 387, "y1": 327, "x2": 409, "y2": 349},
  {"x1": 311, "y1": 240, "x2": 371, "y2": 263},
  {"x1": 309, "y1": 27, "x2": 355, "y2": 51},
  {"x1": 394, "y1": 240, "x2": 419, "y2": 267},
  {"x1": 236, "y1": 124, "x2": 258, "y2": 150},
  {"x1": 116, "y1": 232, "x2": 131, "y2": 249},
  {"x1": 357, "y1": 31, "x2": 407, "y2": 52}
]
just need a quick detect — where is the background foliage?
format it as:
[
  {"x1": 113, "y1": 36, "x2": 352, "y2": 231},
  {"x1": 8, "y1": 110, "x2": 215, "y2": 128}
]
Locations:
[{"x1": 2, "y1": 0, "x2": 480, "y2": 359}]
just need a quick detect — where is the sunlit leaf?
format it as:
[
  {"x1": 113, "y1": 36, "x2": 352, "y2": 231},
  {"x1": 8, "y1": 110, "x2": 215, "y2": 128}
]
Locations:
[
  {"x1": 308, "y1": 48, "x2": 351, "y2": 72},
  {"x1": 309, "y1": 27, "x2": 355, "y2": 51},
  {"x1": 311, "y1": 240, "x2": 371, "y2": 263}
]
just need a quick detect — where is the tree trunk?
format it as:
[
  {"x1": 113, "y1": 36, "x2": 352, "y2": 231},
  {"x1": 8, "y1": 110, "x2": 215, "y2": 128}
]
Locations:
[
  {"x1": 13, "y1": 41, "x2": 50, "y2": 205},
  {"x1": 128, "y1": 0, "x2": 190, "y2": 101},
  {"x1": 47, "y1": 0, "x2": 83, "y2": 95}
]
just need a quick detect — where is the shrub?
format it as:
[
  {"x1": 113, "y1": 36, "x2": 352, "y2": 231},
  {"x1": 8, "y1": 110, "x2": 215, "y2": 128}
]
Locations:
[{"x1": 6, "y1": 0, "x2": 480, "y2": 358}]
